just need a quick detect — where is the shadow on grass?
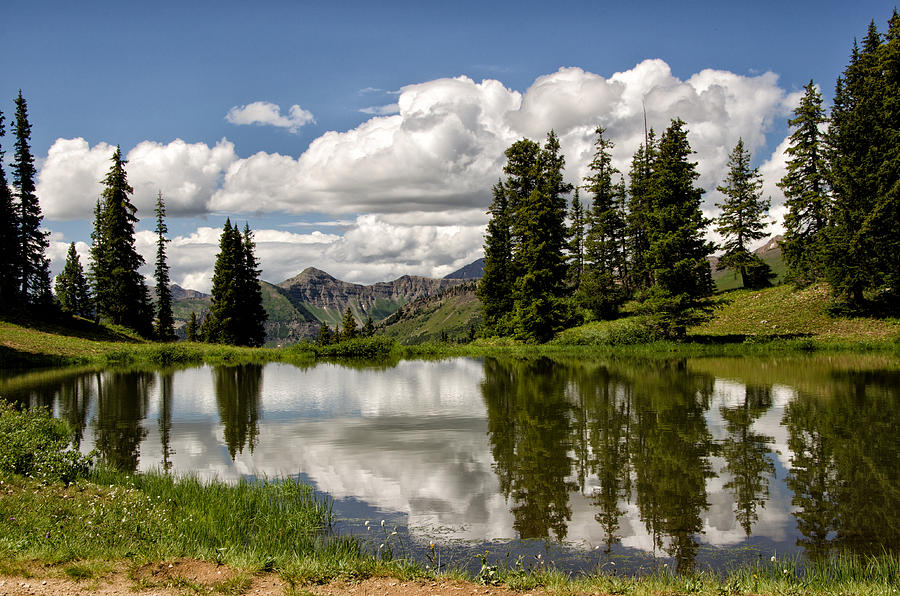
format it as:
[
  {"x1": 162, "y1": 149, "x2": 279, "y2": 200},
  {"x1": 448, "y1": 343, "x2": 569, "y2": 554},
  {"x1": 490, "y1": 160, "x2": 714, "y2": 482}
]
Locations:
[
  {"x1": 687, "y1": 333, "x2": 814, "y2": 345},
  {"x1": 1, "y1": 307, "x2": 142, "y2": 343}
]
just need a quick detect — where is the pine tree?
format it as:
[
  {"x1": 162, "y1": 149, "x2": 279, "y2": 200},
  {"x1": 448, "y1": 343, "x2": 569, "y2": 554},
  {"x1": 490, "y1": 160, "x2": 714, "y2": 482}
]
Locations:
[
  {"x1": 567, "y1": 188, "x2": 585, "y2": 289},
  {"x1": 825, "y1": 21, "x2": 889, "y2": 306},
  {"x1": 341, "y1": 306, "x2": 358, "y2": 340},
  {"x1": 316, "y1": 322, "x2": 333, "y2": 345},
  {"x1": 0, "y1": 108, "x2": 19, "y2": 306},
  {"x1": 153, "y1": 192, "x2": 175, "y2": 340},
  {"x1": 715, "y1": 138, "x2": 773, "y2": 289},
  {"x1": 777, "y1": 81, "x2": 831, "y2": 286},
  {"x1": 185, "y1": 312, "x2": 199, "y2": 341},
  {"x1": 238, "y1": 224, "x2": 267, "y2": 347},
  {"x1": 12, "y1": 91, "x2": 51, "y2": 305},
  {"x1": 54, "y1": 243, "x2": 93, "y2": 317},
  {"x1": 90, "y1": 147, "x2": 153, "y2": 335},
  {"x1": 478, "y1": 181, "x2": 514, "y2": 334},
  {"x1": 626, "y1": 130, "x2": 658, "y2": 293},
  {"x1": 205, "y1": 219, "x2": 241, "y2": 344},
  {"x1": 581, "y1": 126, "x2": 627, "y2": 319},
  {"x1": 509, "y1": 131, "x2": 573, "y2": 342},
  {"x1": 643, "y1": 119, "x2": 714, "y2": 336},
  {"x1": 362, "y1": 315, "x2": 375, "y2": 337}
]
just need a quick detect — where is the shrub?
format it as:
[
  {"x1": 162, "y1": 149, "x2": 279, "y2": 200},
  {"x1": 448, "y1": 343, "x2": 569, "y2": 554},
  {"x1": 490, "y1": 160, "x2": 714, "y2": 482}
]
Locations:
[
  {"x1": 312, "y1": 336, "x2": 398, "y2": 359},
  {"x1": 0, "y1": 400, "x2": 94, "y2": 483}
]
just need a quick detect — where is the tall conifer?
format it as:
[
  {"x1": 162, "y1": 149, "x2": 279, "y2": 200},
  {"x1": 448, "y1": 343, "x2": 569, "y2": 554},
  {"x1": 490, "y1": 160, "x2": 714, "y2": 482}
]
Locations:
[
  {"x1": 715, "y1": 138, "x2": 773, "y2": 289},
  {"x1": 239, "y1": 223, "x2": 267, "y2": 347},
  {"x1": 90, "y1": 147, "x2": 152, "y2": 335},
  {"x1": 777, "y1": 81, "x2": 831, "y2": 285},
  {"x1": 153, "y1": 192, "x2": 175, "y2": 340},
  {"x1": 12, "y1": 91, "x2": 51, "y2": 304},
  {"x1": 478, "y1": 181, "x2": 514, "y2": 334},
  {"x1": 54, "y1": 243, "x2": 93, "y2": 317},
  {"x1": 626, "y1": 130, "x2": 657, "y2": 293},
  {"x1": 643, "y1": 119, "x2": 713, "y2": 336}
]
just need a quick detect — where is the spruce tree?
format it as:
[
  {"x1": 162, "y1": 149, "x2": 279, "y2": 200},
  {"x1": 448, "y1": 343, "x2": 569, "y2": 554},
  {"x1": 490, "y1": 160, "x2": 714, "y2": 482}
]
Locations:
[
  {"x1": 626, "y1": 130, "x2": 658, "y2": 293},
  {"x1": 825, "y1": 21, "x2": 889, "y2": 306},
  {"x1": 205, "y1": 219, "x2": 241, "y2": 344},
  {"x1": 238, "y1": 224, "x2": 267, "y2": 347},
  {"x1": 341, "y1": 306, "x2": 358, "y2": 340},
  {"x1": 566, "y1": 188, "x2": 585, "y2": 289},
  {"x1": 54, "y1": 243, "x2": 93, "y2": 317},
  {"x1": 777, "y1": 81, "x2": 831, "y2": 286},
  {"x1": 509, "y1": 131, "x2": 572, "y2": 342},
  {"x1": 153, "y1": 192, "x2": 175, "y2": 340},
  {"x1": 12, "y1": 91, "x2": 51, "y2": 305},
  {"x1": 317, "y1": 322, "x2": 333, "y2": 345},
  {"x1": 90, "y1": 147, "x2": 152, "y2": 335},
  {"x1": 581, "y1": 126, "x2": 627, "y2": 319},
  {"x1": 185, "y1": 312, "x2": 199, "y2": 341},
  {"x1": 0, "y1": 109, "x2": 19, "y2": 306},
  {"x1": 362, "y1": 315, "x2": 375, "y2": 337},
  {"x1": 478, "y1": 181, "x2": 514, "y2": 334},
  {"x1": 715, "y1": 138, "x2": 773, "y2": 289},
  {"x1": 643, "y1": 119, "x2": 713, "y2": 336}
]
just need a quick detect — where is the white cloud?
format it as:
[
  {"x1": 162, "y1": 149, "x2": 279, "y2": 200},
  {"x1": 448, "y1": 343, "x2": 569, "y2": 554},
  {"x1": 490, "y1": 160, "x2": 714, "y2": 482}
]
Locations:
[
  {"x1": 359, "y1": 103, "x2": 401, "y2": 116},
  {"x1": 39, "y1": 60, "x2": 801, "y2": 289},
  {"x1": 225, "y1": 101, "x2": 315, "y2": 133}
]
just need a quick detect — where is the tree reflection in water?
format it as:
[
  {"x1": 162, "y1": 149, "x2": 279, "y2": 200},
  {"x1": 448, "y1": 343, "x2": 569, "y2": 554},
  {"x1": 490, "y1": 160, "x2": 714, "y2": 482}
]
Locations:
[
  {"x1": 213, "y1": 364, "x2": 263, "y2": 460},
  {"x1": 93, "y1": 370, "x2": 152, "y2": 472}
]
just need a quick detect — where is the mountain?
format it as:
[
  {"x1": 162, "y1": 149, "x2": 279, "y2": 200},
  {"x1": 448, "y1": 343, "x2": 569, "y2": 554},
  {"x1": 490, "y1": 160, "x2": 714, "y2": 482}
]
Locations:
[
  {"x1": 276, "y1": 267, "x2": 467, "y2": 329},
  {"x1": 378, "y1": 282, "x2": 481, "y2": 344},
  {"x1": 171, "y1": 268, "x2": 469, "y2": 345},
  {"x1": 444, "y1": 258, "x2": 484, "y2": 279}
]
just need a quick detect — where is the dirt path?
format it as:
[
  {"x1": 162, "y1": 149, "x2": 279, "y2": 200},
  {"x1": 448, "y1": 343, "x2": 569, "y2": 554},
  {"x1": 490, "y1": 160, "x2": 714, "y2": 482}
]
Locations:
[{"x1": 0, "y1": 560, "x2": 564, "y2": 596}]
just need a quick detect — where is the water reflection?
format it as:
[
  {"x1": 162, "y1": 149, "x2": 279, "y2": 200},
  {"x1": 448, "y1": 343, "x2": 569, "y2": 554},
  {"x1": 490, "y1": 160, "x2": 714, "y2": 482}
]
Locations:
[{"x1": 0, "y1": 354, "x2": 897, "y2": 571}]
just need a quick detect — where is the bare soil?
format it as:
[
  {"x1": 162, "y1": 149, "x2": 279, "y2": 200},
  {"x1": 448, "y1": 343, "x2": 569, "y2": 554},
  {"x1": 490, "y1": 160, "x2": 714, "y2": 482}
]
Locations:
[{"x1": 0, "y1": 559, "x2": 564, "y2": 595}]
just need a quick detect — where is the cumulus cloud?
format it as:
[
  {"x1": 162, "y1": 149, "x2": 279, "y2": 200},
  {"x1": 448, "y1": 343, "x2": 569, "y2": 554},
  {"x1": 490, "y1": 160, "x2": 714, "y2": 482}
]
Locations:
[
  {"x1": 39, "y1": 60, "x2": 802, "y2": 288},
  {"x1": 225, "y1": 101, "x2": 315, "y2": 133},
  {"x1": 359, "y1": 103, "x2": 401, "y2": 116}
]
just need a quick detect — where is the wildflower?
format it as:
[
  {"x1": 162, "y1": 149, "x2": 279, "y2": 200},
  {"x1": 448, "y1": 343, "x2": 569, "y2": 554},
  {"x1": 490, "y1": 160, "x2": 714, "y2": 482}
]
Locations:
[
  {"x1": 771, "y1": 555, "x2": 776, "y2": 562},
  {"x1": 381, "y1": 519, "x2": 385, "y2": 527}
]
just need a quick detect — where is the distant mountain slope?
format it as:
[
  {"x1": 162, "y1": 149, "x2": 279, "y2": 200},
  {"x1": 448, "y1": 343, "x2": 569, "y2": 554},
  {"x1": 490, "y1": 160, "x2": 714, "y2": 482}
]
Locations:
[
  {"x1": 277, "y1": 267, "x2": 467, "y2": 329},
  {"x1": 444, "y1": 258, "x2": 484, "y2": 279},
  {"x1": 378, "y1": 282, "x2": 481, "y2": 344}
]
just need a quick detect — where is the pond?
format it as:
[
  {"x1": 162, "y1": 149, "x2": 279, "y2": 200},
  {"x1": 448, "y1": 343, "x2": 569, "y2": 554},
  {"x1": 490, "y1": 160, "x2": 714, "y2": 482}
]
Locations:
[{"x1": 1, "y1": 354, "x2": 898, "y2": 574}]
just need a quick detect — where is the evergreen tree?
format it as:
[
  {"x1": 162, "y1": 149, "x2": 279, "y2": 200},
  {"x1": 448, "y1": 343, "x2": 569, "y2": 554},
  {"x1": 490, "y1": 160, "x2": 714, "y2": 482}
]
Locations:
[
  {"x1": 0, "y1": 108, "x2": 19, "y2": 306},
  {"x1": 316, "y1": 321, "x2": 333, "y2": 345},
  {"x1": 478, "y1": 181, "x2": 514, "y2": 334},
  {"x1": 153, "y1": 192, "x2": 175, "y2": 340},
  {"x1": 341, "y1": 306, "x2": 358, "y2": 340},
  {"x1": 12, "y1": 91, "x2": 51, "y2": 305},
  {"x1": 643, "y1": 119, "x2": 713, "y2": 336},
  {"x1": 566, "y1": 188, "x2": 585, "y2": 289},
  {"x1": 626, "y1": 130, "x2": 658, "y2": 293},
  {"x1": 238, "y1": 224, "x2": 267, "y2": 347},
  {"x1": 54, "y1": 243, "x2": 93, "y2": 317},
  {"x1": 715, "y1": 138, "x2": 773, "y2": 289},
  {"x1": 509, "y1": 131, "x2": 573, "y2": 342},
  {"x1": 825, "y1": 19, "x2": 896, "y2": 305},
  {"x1": 777, "y1": 81, "x2": 831, "y2": 286},
  {"x1": 205, "y1": 221, "x2": 267, "y2": 346},
  {"x1": 581, "y1": 126, "x2": 627, "y2": 319},
  {"x1": 90, "y1": 147, "x2": 152, "y2": 335},
  {"x1": 362, "y1": 315, "x2": 375, "y2": 337},
  {"x1": 185, "y1": 312, "x2": 199, "y2": 341},
  {"x1": 205, "y1": 219, "x2": 242, "y2": 344}
]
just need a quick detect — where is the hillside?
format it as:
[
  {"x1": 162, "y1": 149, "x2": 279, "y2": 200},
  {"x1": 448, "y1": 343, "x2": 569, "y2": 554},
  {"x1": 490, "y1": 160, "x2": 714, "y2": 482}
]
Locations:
[
  {"x1": 711, "y1": 236, "x2": 785, "y2": 291},
  {"x1": 171, "y1": 269, "x2": 467, "y2": 345},
  {"x1": 377, "y1": 282, "x2": 481, "y2": 344}
]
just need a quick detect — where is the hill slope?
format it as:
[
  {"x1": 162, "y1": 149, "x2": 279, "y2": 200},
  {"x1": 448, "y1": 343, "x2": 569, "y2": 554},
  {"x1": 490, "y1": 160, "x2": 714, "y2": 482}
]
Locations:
[{"x1": 378, "y1": 282, "x2": 481, "y2": 344}]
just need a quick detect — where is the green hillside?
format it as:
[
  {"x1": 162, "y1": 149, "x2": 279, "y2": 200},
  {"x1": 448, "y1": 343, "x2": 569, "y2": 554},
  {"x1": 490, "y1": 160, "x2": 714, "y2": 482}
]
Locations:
[{"x1": 378, "y1": 282, "x2": 481, "y2": 344}]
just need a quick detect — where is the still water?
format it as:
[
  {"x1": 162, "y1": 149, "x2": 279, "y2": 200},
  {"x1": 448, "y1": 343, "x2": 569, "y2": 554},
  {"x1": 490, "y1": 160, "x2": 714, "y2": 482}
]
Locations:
[{"x1": 2, "y1": 354, "x2": 898, "y2": 573}]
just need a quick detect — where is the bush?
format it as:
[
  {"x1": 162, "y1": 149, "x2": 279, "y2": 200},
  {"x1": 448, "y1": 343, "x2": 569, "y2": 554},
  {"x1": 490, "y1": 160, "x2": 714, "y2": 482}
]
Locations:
[
  {"x1": 552, "y1": 316, "x2": 661, "y2": 346},
  {"x1": 0, "y1": 400, "x2": 94, "y2": 483},
  {"x1": 312, "y1": 336, "x2": 398, "y2": 359}
]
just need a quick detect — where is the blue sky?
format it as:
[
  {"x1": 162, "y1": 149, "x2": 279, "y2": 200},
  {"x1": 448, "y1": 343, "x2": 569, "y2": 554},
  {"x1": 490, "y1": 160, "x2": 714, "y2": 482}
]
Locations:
[{"x1": 2, "y1": 1, "x2": 896, "y2": 290}]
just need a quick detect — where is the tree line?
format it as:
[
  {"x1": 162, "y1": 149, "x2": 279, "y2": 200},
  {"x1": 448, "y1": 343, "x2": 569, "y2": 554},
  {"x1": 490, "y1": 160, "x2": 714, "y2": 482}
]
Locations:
[
  {"x1": 0, "y1": 93, "x2": 266, "y2": 346},
  {"x1": 479, "y1": 10, "x2": 900, "y2": 342}
]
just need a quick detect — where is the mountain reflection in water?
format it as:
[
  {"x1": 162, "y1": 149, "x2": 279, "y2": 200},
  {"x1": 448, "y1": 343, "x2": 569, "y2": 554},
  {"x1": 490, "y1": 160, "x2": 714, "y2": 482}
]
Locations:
[{"x1": 1, "y1": 355, "x2": 897, "y2": 571}]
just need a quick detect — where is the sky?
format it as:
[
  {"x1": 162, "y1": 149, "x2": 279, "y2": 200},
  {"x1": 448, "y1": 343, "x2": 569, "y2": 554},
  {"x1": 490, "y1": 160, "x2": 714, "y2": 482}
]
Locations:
[{"x1": 2, "y1": 0, "x2": 896, "y2": 292}]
